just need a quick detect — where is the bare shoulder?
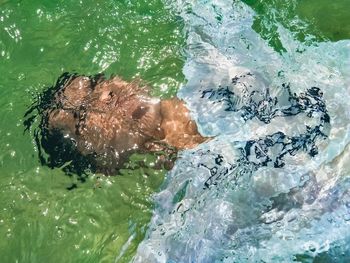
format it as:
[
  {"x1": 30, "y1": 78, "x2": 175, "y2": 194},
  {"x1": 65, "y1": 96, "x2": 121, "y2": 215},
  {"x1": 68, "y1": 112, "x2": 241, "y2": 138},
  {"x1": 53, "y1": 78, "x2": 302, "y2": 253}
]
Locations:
[{"x1": 160, "y1": 97, "x2": 209, "y2": 150}]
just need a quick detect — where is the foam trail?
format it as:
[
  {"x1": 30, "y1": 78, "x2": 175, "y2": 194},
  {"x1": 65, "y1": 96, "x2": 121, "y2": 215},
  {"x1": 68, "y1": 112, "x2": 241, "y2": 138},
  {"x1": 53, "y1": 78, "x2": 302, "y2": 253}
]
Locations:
[{"x1": 133, "y1": 1, "x2": 350, "y2": 262}]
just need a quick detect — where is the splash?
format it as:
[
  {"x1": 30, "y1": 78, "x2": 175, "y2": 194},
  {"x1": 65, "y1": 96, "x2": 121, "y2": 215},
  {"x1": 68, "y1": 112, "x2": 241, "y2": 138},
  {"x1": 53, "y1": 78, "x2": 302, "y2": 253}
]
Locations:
[{"x1": 133, "y1": 0, "x2": 350, "y2": 262}]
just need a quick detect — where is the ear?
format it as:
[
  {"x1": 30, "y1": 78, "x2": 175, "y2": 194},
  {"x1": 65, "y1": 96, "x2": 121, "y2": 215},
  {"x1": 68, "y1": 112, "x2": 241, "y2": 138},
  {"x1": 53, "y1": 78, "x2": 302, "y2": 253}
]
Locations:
[{"x1": 132, "y1": 106, "x2": 149, "y2": 120}]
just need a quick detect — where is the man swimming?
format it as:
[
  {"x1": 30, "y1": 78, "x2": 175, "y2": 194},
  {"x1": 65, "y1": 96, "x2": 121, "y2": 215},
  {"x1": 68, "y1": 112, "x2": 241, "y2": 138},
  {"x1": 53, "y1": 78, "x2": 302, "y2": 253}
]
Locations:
[{"x1": 30, "y1": 73, "x2": 207, "y2": 175}]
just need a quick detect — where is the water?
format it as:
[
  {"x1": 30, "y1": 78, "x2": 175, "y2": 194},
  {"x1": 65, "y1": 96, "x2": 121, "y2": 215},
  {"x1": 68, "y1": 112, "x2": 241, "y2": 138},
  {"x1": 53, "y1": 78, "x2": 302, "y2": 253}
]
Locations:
[
  {"x1": 133, "y1": 0, "x2": 350, "y2": 262},
  {"x1": 0, "y1": 0, "x2": 349, "y2": 262},
  {"x1": 0, "y1": 1, "x2": 184, "y2": 262}
]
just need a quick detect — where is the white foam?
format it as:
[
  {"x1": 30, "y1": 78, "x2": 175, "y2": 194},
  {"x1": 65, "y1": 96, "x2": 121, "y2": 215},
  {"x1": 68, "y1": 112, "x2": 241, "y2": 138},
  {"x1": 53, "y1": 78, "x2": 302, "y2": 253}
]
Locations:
[{"x1": 133, "y1": 0, "x2": 350, "y2": 262}]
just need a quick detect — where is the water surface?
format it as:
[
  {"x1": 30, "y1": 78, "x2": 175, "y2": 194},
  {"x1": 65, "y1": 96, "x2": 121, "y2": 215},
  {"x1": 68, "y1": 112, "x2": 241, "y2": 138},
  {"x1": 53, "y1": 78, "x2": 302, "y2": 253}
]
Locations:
[
  {"x1": 134, "y1": 0, "x2": 350, "y2": 262},
  {"x1": 1, "y1": 0, "x2": 350, "y2": 262},
  {"x1": 0, "y1": 1, "x2": 184, "y2": 262}
]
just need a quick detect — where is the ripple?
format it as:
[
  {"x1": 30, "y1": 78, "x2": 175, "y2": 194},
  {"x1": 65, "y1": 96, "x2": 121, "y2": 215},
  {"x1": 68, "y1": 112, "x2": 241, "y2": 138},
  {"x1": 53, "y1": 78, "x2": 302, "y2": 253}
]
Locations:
[
  {"x1": 0, "y1": 0, "x2": 184, "y2": 262},
  {"x1": 134, "y1": 0, "x2": 350, "y2": 262}
]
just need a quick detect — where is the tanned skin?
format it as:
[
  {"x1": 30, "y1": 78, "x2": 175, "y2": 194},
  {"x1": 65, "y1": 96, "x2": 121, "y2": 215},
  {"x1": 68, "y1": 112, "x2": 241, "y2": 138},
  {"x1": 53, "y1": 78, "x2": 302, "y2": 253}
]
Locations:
[{"x1": 44, "y1": 75, "x2": 207, "y2": 173}]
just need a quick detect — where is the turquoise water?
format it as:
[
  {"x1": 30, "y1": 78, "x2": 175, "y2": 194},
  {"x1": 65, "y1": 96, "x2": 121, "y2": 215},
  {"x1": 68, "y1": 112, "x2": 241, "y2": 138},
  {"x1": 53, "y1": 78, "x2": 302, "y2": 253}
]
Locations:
[
  {"x1": 0, "y1": 0, "x2": 350, "y2": 262},
  {"x1": 134, "y1": 0, "x2": 350, "y2": 262}
]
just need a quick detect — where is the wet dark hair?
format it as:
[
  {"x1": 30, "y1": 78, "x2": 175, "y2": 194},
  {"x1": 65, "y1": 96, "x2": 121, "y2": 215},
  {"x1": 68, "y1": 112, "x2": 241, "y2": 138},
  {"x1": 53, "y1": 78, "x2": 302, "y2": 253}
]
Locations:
[
  {"x1": 24, "y1": 72, "x2": 106, "y2": 183},
  {"x1": 24, "y1": 73, "x2": 176, "y2": 188}
]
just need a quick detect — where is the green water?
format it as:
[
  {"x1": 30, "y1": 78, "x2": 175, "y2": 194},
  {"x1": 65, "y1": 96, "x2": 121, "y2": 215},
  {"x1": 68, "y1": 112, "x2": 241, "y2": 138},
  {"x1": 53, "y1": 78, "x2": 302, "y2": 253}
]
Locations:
[
  {"x1": 0, "y1": 0, "x2": 349, "y2": 262},
  {"x1": 0, "y1": 1, "x2": 184, "y2": 262},
  {"x1": 243, "y1": 0, "x2": 350, "y2": 52}
]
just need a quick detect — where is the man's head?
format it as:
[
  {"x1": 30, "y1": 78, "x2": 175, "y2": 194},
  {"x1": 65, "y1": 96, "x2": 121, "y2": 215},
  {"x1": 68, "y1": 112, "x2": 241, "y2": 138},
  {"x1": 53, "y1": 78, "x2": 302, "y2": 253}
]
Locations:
[{"x1": 27, "y1": 73, "x2": 207, "y2": 175}]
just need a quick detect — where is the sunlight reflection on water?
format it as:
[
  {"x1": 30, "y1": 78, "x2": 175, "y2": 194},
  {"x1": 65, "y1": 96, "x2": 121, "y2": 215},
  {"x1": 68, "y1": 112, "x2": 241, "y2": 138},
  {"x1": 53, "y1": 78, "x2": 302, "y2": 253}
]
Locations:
[{"x1": 134, "y1": 1, "x2": 350, "y2": 262}]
